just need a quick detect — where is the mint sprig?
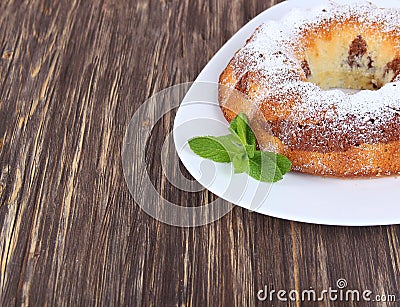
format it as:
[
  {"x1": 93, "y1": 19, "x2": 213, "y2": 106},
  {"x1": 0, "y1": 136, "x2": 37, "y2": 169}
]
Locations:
[
  {"x1": 229, "y1": 112, "x2": 256, "y2": 158},
  {"x1": 249, "y1": 151, "x2": 291, "y2": 182},
  {"x1": 188, "y1": 113, "x2": 292, "y2": 183}
]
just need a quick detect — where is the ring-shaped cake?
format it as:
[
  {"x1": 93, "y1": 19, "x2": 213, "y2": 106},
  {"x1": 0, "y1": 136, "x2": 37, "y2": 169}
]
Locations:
[{"x1": 219, "y1": 2, "x2": 400, "y2": 177}]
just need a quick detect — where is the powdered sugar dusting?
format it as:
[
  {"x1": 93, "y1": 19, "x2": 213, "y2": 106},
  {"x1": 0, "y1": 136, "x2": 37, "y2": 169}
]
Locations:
[{"x1": 226, "y1": 1, "x2": 400, "y2": 151}]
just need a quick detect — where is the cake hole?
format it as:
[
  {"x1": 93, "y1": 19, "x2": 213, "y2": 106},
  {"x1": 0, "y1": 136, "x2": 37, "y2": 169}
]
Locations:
[{"x1": 302, "y1": 31, "x2": 398, "y2": 91}]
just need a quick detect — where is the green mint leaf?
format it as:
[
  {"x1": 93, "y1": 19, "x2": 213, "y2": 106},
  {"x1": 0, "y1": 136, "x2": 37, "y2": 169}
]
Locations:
[
  {"x1": 248, "y1": 151, "x2": 292, "y2": 183},
  {"x1": 232, "y1": 152, "x2": 249, "y2": 174},
  {"x1": 188, "y1": 136, "x2": 231, "y2": 163},
  {"x1": 275, "y1": 153, "x2": 292, "y2": 176},
  {"x1": 188, "y1": 135, "x2": 247, "y2": 163},
  {"x1": 229, "y1": 113, "x2": 247, "y2": 144},
  {"x1": 248, "y1": 151, "x2": 276, "y2": 182},
  {"x1": 245, "y1": 144, "x2": 255, "y2": 159},
  {"x1": 212, "y1": 135, "x2": 243, "y2": 156},
  {"x1": 229, "y1": 112, "x2": 256, "y2": 158},
  {"x1": 189, "y1": 113, "x2": 292, "y2": 183},
  {"x1": 213, "y1": 135, "x2": 249, "y2": 173},
  {"x1": 189, "y1": 134, "x2": 250, "y2": 173}
]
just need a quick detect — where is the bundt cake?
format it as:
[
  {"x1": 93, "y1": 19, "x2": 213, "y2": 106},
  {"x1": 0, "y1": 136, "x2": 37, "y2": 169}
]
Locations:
[{"x1": 219, "y1": 1, "x2": 400, "y2": 177}]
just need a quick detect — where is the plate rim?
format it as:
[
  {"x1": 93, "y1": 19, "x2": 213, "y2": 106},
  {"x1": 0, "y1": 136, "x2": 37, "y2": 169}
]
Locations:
[{"x1": 173, "y1": 0, "x2": 400, "y2": 226}]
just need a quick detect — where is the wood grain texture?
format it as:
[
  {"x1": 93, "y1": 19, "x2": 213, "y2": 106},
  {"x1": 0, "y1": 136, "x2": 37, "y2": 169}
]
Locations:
[{"x1": 0, "y1": 0, "x2": 399, "y2": 306}]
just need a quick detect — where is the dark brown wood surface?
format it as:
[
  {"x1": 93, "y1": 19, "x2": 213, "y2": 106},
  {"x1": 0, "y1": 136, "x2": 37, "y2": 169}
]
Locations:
[{"x1": 0, "y1": 0, "x2": 399, "y2": 306}]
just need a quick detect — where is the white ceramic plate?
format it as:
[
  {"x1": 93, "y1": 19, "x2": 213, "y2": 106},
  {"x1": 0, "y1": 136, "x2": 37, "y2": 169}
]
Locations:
[{"x1": 173, "y1": 0, "x2": 400, "y2": 226}]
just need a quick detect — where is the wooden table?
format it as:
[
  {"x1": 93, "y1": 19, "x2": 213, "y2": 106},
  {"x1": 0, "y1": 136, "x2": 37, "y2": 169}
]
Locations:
[{"x1": 1, "y1": 0, "x2": 399, "y2": 305}]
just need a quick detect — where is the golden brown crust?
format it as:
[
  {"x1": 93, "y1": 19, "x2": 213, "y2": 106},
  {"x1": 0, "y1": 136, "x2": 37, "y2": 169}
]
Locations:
[
  {"x1": 218, "y1": 5, "x2": 400, "y2": 177},
  {"x1": 274, "y1": 137, "x2": 400, "y2": 177}
]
